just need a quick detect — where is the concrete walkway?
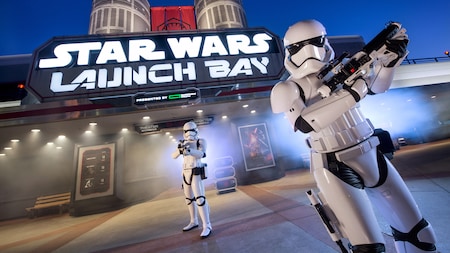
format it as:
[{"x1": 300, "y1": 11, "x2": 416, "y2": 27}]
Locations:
[{"x1": 0, "y1": 139, "x2": 449, "y2": 253}]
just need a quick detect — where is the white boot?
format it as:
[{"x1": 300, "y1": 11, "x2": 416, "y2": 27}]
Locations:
[
  {"x1": 183, "y1": 204, "x2": 198, "y2": 231},
  {"x1": 200, "y1": 223, "x2": 212, "y2": 238},
  {"x1": 198, "y1": 201, "x2": 212, "y2": 238},
  {"x1": 183, "y1": 222, "x2": 199, "y2": 231}
]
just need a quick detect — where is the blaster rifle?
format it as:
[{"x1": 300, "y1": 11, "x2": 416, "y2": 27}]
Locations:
[
  {"x1": 306, "y1": 190, "x2": 348, "y2": 253},
  {"x1": 317, "y1": 22, "x2": 402, "y2": 95}
]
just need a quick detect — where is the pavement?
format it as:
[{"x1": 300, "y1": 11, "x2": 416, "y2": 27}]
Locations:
[{"x1": 0, "y1": 139, "x2": 449, "y2": 253}]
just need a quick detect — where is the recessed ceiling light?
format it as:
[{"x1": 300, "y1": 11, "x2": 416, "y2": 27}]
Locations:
[
  {"x1": 222, "y1": 115, "x2": 228, "y2": 119},
  {"x1": 11, "y1": 139, "x2": 19, "y2": 143},
  {"x1": 196, "y1": 109, "x2": 203, "y2": 113},
  {"x1": 4, "y1": 147, "x2": 12, "y2": 150},
  {"x1": 251, "y1": 110, "x2": 256, "y2": 114},
  {"x1": 89, "y1": 122, "x2": 97, "y2": 126},
  {"x1": 242, "y1": 104, "x2": 249, "y2": 108},
  {"x1": 31, "y1": 129, "x2": 40, "y2": 133},
  {"x1": 143, "y1": 116, "x2": 150, "y2": 120}
]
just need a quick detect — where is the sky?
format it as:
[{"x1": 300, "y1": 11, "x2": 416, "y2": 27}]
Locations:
[{"x1": 0, "y1": 0, "x2": 449, "y2": 59}]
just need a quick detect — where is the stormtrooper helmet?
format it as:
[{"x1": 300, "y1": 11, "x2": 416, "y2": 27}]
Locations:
[
  {"x1": 283, "y1": 19, "x2": 335, "y2": 79},
  {"x1": 183, "y1": 121, "x2": 198, "y2": 141}
]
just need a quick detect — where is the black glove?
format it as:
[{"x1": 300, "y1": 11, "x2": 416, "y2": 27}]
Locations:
[
  {"x1": 385, "y1": 38, "x2": 409, "y2": 67},
  {"x1": 178, "y1": 143, "x2": 183, "y2": 154}
]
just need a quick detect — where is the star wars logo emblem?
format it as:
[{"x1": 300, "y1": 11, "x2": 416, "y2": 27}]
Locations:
[{"x1": 28, "y1": 28, "x2": 284, "y2": 102}]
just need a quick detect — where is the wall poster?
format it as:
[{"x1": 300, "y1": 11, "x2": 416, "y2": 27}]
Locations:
[
  {"x1": 238, "y1": 123, "x2": 275, "y2": 171},
  {"x1": 75, "y1": 143, "x2": 115, "y2": 201}
]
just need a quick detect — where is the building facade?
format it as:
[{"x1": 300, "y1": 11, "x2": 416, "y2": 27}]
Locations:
[
  {"x1": 89, "y1": 0, "x2": 248, "y2": 34},
  {"x1": 89, "y1": 0, "x2": 151, "y2": 34},
  {"x1": 195, "y1": 0, "x2": 247, "y2": 29}
]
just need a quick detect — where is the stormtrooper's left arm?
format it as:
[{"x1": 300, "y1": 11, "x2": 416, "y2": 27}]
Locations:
[
  {"x1": 299, "y1": 28, "x2": 409, "y2": 133},
  {"x1": 367, "y1": 27, "x2": 409, "y2": 94}
]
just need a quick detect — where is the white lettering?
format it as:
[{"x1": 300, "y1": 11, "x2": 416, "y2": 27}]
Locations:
[
  {"x1": 38, "y1": 33, "x2": 274, "y2": 69},
  {"x1": 77, "y1": 43, "x2": 103, "y2": 65},
  {"x1": 96, "y1": 41, "x2": 127, "y2": 64},
  {"x1": 226, "y1": 33, "x2": 272, "y2": 55},
  {"x1": 201, "y1": 36, "x2": 228, "y2": 57},
  {"x1": 50, "y1": 69, "x2": 97, "y2": 92},
  {"x1": 173, "y1": 62, "x2": 196, "y2": 81},
  {"x1": 205, "y1": 57, "x2": 270, "y2": 78},
  {"x1": 98, "y1": 68, "x2": 123, "y2": 88},
  {"x1": 48, "y1": 63, "x2": 199, "y2": 93},
  {"x1": 123, "y1": 66, "x2": 147, "y2": 86},
  {"x1": 75, "y1": 70, "x2": 97, "y2": 90},
  {"x1": 251, "y1": 33, "x2": 272, "y2": 53},
  {"x1": 226, "y1": 34, "x2": 251, "y2": 55},
  {"x1": 229, "y1": 58, "x2": 252, "y2": 76},
  {"x1": 39, "y1": 40, "x2": 165, "y2": 68},
  {"x1": 40, "y1": 42, "x2": 102, "y2": 68},
  {"x1": 129, "y1": 39, "x2": 165, "y2": 61},
  {"x1": 250, "y1": 57, "x2": 269, "y2": 74},
  {"x1": 167, "y1": 37, "x2": 202, "y2": 58},
  {"x1": 148, "y1": 64, "x2": 173, "y2": 83},
  {"x1": 49, "y1": 72, "x2": 77, "y2": 92},
  {"x1": 204, "y1": 60, "x2": 230, "y2": 78},
  {"x1": 181, "y1": 92, "x2": 197, "y2": 98}
]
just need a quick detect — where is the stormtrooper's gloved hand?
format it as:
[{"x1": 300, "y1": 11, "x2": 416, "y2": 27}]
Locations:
[
  {"x1": 383, "y1": 27, "x2": 409, "y2": 67},
  {"x1": 317, "y1": 85, "x2": 332, "y2": 98},
  {"x1": 178, "y1": 142, "x2": 184, "y2": 154},
  {"x1": 183, "y1": 145, "x2": 191, "y2": 155}
]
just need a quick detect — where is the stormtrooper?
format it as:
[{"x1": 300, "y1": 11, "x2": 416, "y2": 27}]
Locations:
[
  {"x1": 270, "y1": 20, "x2": 437, "y2": 253},
  {"x1": 172, "y1": 121, "x2": 212, "y2": 238}
]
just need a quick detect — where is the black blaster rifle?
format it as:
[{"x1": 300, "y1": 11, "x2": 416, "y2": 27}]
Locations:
[
  {"x1": 317, "y1": 22, "x2": 403, "y2": 96},
  {"x1": 306, "y1": 189, "x2": 349, "y2": 253}
]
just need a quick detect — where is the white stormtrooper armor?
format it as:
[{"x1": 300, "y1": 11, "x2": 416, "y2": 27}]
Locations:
[
  {"x1": 172, "y1": 121, "x2": 212, "y2": 238},
  {"x1": 271, "y1": 20, "x2": 437, "y2": 253}
]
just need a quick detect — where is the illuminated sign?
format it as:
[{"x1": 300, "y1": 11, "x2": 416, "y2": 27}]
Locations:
[
  {"x1": 27, "y1": 28, "x2": 284, "y2": 102},
  {"x1": 134, "y1": 116, "x2": 214, "y2": 134},
  {"x1": 133, "y1": 88, "x2": 200, "y2": 107}
]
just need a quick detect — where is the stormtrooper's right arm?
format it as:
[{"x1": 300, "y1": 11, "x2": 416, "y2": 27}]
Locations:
[
  {"x1": 271, "y1": 80, "x2": 306, "y2": 132},
  {"x1": 171, "y1": 149, "x2": 181, "y2": 159},
  {"x1": 171, "y1": 142, "x2": 184, "y2": 159},
  {"x1": 270, "y1": 78, "x2": 367, "y2": 133}
]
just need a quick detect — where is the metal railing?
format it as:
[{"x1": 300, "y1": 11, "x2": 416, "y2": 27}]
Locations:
[{"x1": 403, "y1": 56, "x2": 450, "y2": 64}]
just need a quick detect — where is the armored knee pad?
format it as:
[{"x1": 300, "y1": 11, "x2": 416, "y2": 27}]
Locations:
[
  {"x1": 195, "y1": 196, "x2": 206, "y2": 206},
  {"x1": 391, "y1": 218, "x2": 436, "y2": 252}
]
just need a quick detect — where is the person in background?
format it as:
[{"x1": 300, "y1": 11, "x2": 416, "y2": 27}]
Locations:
[{"x1": 172, "y1": 121, "x2": 212, "y2": 238}]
